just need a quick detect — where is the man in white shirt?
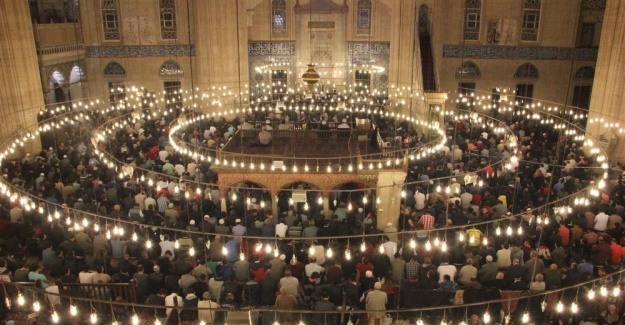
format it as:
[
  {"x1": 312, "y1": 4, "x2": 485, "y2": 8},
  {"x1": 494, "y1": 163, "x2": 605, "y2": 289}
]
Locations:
[
  {"x1": 165, "y1": 292, "x2": 184, "y2": 317},
  {"x1": 496, "y1": 243, "x2": 512, "y2": 269},
  {"x1": 595, "y1": 210, "x2": 609, "y2": 232},
  {"x1": 436, "y1": 258, "x2": 457, "y2": 283},
  {"x1": 414, "y1": 191, "x2": 426, "y2": 211},
  {"x1": 198, "y1": 292, "x2": 220, "y2": 324},
  {"x1": 159, "y1": 234, "x2": 176, "y2": 260},
  {"x1": 305, "y1": 257, "x2": 325, "y2": 283},
  {"x1": 278, "y1": 269, "x2": 300, "y2": 297},
  {"x1": 381, "y1": 236, "x2": 397, "y2": 261}
]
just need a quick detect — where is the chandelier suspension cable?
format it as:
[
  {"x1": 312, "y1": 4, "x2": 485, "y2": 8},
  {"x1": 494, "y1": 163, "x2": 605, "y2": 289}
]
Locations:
[{"x1": 185, "y1": 0, "x2": 195, "y2": 107}]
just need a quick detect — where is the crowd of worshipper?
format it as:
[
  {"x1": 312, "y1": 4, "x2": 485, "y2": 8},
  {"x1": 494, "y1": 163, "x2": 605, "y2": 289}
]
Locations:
[{"x1": 0, "y1": 101, "x2": 622, "y2": 325}]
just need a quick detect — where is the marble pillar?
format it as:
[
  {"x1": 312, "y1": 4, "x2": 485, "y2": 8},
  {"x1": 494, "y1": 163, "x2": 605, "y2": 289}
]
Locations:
[
  {"x1": 375, "y1": 171, "x2": 407, "y2": 229},
  {"x1": 586, "y1": 0, "x2": 625, "y2": 162},
  {"x1": 0, "y1": 0, "x2": 45, "y2": 154}
]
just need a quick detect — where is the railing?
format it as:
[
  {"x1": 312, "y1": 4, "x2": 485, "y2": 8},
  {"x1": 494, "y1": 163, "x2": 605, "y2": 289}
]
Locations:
[
  {"x1": 37, "y1": 43, "x2": 85, "y2": 56},
  {"x1": 33, "y1": 22, "x2": 83, "y2": 47}
]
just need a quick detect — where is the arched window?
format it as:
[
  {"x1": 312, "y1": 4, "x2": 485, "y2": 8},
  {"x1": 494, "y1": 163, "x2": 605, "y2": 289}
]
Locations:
[
  {"x1": 159, "y1": 0, "x2": 177, "y2": 39},
  {"x1": 575, "y1": 66, "x2": 595, "y2": 79},
  {"x1": 101, "y1": 0, "x2": 120, "y2": 40},
  {"x1": 463, "y1": 0, "x2": 482, "y2": 40},
  {"x1": 514, "y1": 62, "x2": 539, "y2": 79},
  {"x1": 455, "y1": 61, "x2": 481, "y2": 79},
  {"x1": 159, "y1": 60, "x2": 184, "y2": 77},
  {"x1": 521, "y1": 0, "x2": 541, "y2": 41},
  {"x1": 272, "y1": 0, "x2": 287, "y2": 35},
  {"x1": 357, "y1": 0, "x2": 372, "y2": 35},
  {"x1": 103, "y1": 61, "x2": 126, "y2": 76}
]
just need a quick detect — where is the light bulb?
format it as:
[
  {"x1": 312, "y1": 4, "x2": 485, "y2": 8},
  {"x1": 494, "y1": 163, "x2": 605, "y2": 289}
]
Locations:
[
  {"x1": 33, "y1": 301, "x2": 40, "y2": 312},
  {"x1": 239, "y1": 252, "x2": 245, "y2": 261},
  {"x1": 17, "y1": 293, "x2": 24, "y2": 306},
  {"x1": 482, "y1": 238, "x2": 488, "y2": 246},
  {"x1": 146, "y1": 240, "x2": 152, "y2": 249},
  {"x1": 588, "y1": 289, "x2": 596, "y2": 300},
  {"x1": 506, "y1": 226, "x2": 512, "y2": 236},
  {"x1": 409, "y1": 239, "x2": 416, "y2": 249},
  {"x1": 401, "y1": 190, "x2": 406, "y2": 198},
  {"x1": 417, "y1": 319, "x2": 424, "y2": 325},
  {"x1": 222, "y1": 246, "x2": 228, "y2": 256},
  {"x1": 309, "y1": 246, "x2": 315, "y2": 256},
  {"x1": 483, "y1": 311, "x2": 491, "y2": 323},
  {"x1": 433, "y1": 237, "x2": 440, "y2": 246},
  {"x1": 347, "y1": 202, "x2": 353, "y2": 211},
  {"x1": 274, "y1": 248, "x2": 279, "y2": 257},
  {"x1": 304, "y1": 202, "x2": 309, "y2": 211},
  {"x1": 571, "y1": 302, "x2": 578, "y2": 313},
  {"x1": 601, "y1": 286, "x2": 608, "y2": 297},
  {"x1": 90, "y1": 312, "x2": 98, "y2": 324},
  {"x1": 265, "y1": 244, "x2": 273, "y2": 254},
  {"x1": 345, "y1": 249, "x2": 351, "y2": 260},
  {"x1": 360, "y1": 242, "x2": 366, "y2": 252},
  {"x1": 232, "y1": 193, "x2": 237, "y2": 201},
  {"x1": 459, "y1": 233, "x2": 465, "y2": 241},
  {"x1": 52, "y1": 311, "x2": 59, "y2": 323},
  {"x1": 441, "y1": 242, "x2": 447, "y2": 252},
  {"x1": 327, "y1": 248, "x2": 333, "y2": 258},
  {"x1": 495, "y1": 227, "x2": 501, "y2": 236},
  {"x1": 132, "y1": 232, "x2": 138, "y2": 241},
  {"x1": 556, "y1": 301, "x2": 564, "y2": 313},
  {"x1": 175, "y1": 240, "x2": 180, "y2": 249},
  {"x1": 70, "y1": 304, "x2": 77, "y2": 316},
  {"x1": 362, "y1": 196, "x2": 368, "y2": 204},
  {"x1": 189, "y1": 247, "x2": 195, "y2": 256},
  {"x1": 522, "y1": 312, "x2": 529, "y2": 323},
  {"x1": 376, "y1": 197, "x2": 381, "y2": 204},
  {"x1": 131, "y1": 314, "x2": 139, "y2": 325},
  {"x1": 613, "y1": 286, "x2": 620, "y2": 297},
  {"x1": 517, "y1": 226, "x2": 523, "y2": 235},
  {"x1": 425, "y1": 241, "x2": 431, "y2": 251},
  {"x1": 317, "y1": 196, "x2": 323, "y2": 205},
  {"x1": 289, "y1": 198, "x2": 294, "y2": 205},
  {"x1": 379, "y1": 245, "x2": 385, "y2": 254},
  {"x1": 155, "y1": 319, "x2": 162, "y2": 325}
]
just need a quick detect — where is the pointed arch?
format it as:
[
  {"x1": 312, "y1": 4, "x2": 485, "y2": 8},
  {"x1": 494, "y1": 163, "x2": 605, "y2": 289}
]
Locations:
[
  {"x1": 514, "y1": 62, "x2": 539, "y2": 79},
  {"x1": 271, "y1": 0, "x2": 287, "y2": 35},
  {"x1": 159, "y1": 60, "x2": 184, "y2": 77},
  {"x1": 575, "y1": 66, "x2": 595, "y2": 79},
  {"x1": 455, "y1": 61, "x2": 481, "y2": 79},
  {"x1": 103, "y1": 61, "x2": 126, "y2": 76}
]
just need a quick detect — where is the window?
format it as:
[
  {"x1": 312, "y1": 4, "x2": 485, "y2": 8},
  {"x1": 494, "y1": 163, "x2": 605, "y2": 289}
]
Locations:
[
  {"x1": 455, "y1": 61, "x2": 481, "y2": 80},
  {"x1": 103, "y1": 61, "x2": 126, "y2": 77},
  {"x1": 357, "y1": 0, "x2": 372, "y2": 35},
  {"x1": 521, "y1": 0, "x2": 541, "y2": 41},
  {"x1": 272, "y1": 0, "x2": 286, "y2": 35},
  {"x1": 463, "y1": 0, "x2": 482, "y2": 40},
  {"x1": 160, "y1": 0, "x2": 177, "y2": 39},
  {"x1": 101, "y1": 0, "x2": 120, "y2": 40},
  {"x1": 575, "y1": 66, "x2": 595, "y2": 79},
  {"x1": 515, "y1": 84, "x2": 534, "y2": 107},
  {"x1": 457, "y1": 82, "x2": 476, "y2": 110},
  {"x1": 164, "y1": 81, "x2": 182, "y2": 110},
  {"x1": 579, "y1": 23, "x2": 595, "y2": 47},
  {"x1": 514, "y1": 63, "x2": 539, "y2": 79},
  {"x1": 271, "y1": 70, "x2": 288, "y2": 96},
  {"x1": 159, "y1": 60, "x2": 184, "y2": 77},
  {"x1": 108, "y1": 82, "x2": 126, "y2": 104},
  {"x1": 572, "y1": 86, "x2": 592, "y2": 109},
  {"x1": 355, "y1": 70, "x2": 371, "y2": 93}
]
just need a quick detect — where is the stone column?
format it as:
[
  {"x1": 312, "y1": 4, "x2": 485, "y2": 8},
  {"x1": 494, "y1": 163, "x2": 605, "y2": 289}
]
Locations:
[
  {"x1": 194, "y1": 0, "x2": 249, "y2": 92},
  {"x1": 586, "y1": 0, "x2": 625, "y2": 162},
  {"x1": 374, "y1": 171, "x2": 407, "y2": 229},
  {"x1": 0, "y1": 0, "x2": 45, "y2": 154}
]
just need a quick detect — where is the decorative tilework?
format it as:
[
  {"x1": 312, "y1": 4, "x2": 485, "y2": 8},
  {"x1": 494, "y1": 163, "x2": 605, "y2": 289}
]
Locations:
[
  {"x1": 559, "y1": 47, "x2": 599, "y2": 61},
  {"x1": 103, "y1": 61, "x2": 126, "y2": 76},
  {"x1": 86, "y1": 45, "x2": 195, "y2": 58},
  {"x1": 442, "y1": 45, "x2": 598, "y2": 61},
  {"x1": 348, "y1": 42, "x2": 390, "y2": 92},
  {"x1": 582, "y1": 0, "x2": 606, "y2": 10},
  {"x1": 248, "y1": 42, "x2": 296, "y2": 91}
]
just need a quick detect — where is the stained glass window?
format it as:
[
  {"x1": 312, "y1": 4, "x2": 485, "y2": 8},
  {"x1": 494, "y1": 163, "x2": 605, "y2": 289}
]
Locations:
[
  {"x1": 101, "y1": 0, "x2": 120, "y2": 40},
  {"x1": 160, "y1": 0, "x2": 177, "y2": 39},
  {"x1": 357, "y1": 0, "x2": 372, "y2": 35}
]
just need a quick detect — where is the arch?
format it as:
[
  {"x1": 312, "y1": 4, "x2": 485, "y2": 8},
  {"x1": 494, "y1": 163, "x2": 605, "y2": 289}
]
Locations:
[
  {"x1": 279, "y1": 181, "x2": 320, "y2": 191},
  {"x1": 103, "y1": 61, "x2": 126, "y2": 76},
  {"x1": 69, "y1": 65, "x2": 85, "y2": 84},
  {"x1": 418, "y1": 4, "x2": 430, "y2": 36},
  {"x1": 455, "y1": 61, "x2": 481, "y2": 79},
  {"x1": 159, "y1": 60, "x2": 184, "y2": 77},
  {"x1": 514, "y1": 62, "x2": 539, "y2": 79},
  {"x1": 49, "y1": 69, "x2": 67, "y2": 104},
  {"x1": 575, "y1": 66, "x2": 595, "y2": 79}
]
